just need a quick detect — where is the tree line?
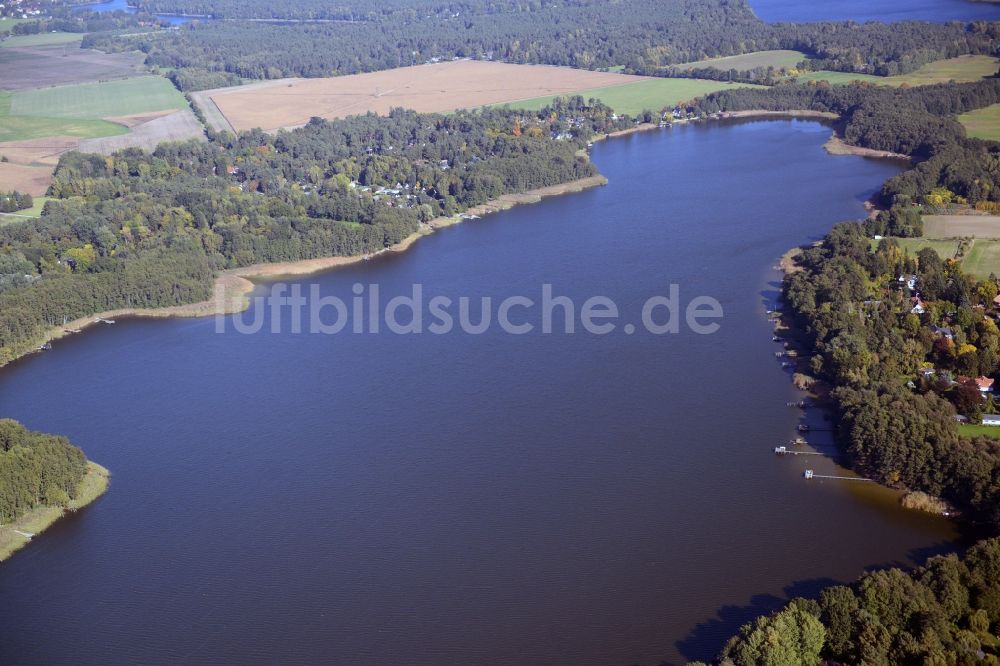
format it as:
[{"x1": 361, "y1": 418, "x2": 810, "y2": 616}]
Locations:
[
  {"x1": 0, "y1": 192, "x2": 33, "y2": 214},
  {"x1": 69, "y1": 0, "x2": 999, "y2": 91},
  {"x1": 699, "y1": 537, "x2": 1000, "y2": 665},
  {"x1": 0, "y1": 419, "x2": 89, "y2": 524},
  {"x1": 0, "y1": 99, "x2": 627, "y2": 366}
]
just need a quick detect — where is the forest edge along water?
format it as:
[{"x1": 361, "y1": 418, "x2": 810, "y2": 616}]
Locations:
[{"x1": 1, "y1": 113, "x2": 883, "y2": 368}]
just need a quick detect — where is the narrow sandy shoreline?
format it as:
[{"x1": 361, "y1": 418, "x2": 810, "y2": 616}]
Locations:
[
  {"x1": 21, "y1": 174, "x2": 608, "y2": 359},
  {"x1": 15, "y1": 113, "x2": 901, "y2": 364},
  {"x1": 823, "y1": 134, "x2": 911, "y2": 160},
  {"x1": 722, "y1": 110, "x2": 839, "y2": 120},
  {"x1": 0, "y1": 461, "x2": 109, "y2": 562}
]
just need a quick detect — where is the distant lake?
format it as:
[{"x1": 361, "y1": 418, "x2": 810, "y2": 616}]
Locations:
[
  {"x1": 72, "y1": 0, "x2": 209, "y2": 25},
  {"x1": 0, "y1": 120, "x2": 960, "y2": 665},
  {"x1": 749, "y1": 0, "x2": 1000, "y2": 22}
]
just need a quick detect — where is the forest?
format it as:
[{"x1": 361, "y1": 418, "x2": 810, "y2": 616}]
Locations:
[
  {"x1": 699, "y1": 537, "x2": 1000, "y2": 665},
  {"x1": 781, "y1": 220, "x2": 1000, "y2": 528},
  {"x1": 0, "y1": 100, "x2": 625, "y2": 366},
  {"x1": 0, "y1": 419, "x2": 88, "y2": 524},
  {"x1": 66, "y1": 0, "x2": 998, "y2": 90}
]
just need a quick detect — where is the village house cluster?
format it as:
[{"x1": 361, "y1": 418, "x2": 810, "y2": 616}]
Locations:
[
  {"x1": 901, "y1": 271, "x2": 1000, "y2": 425},
  {"x1": 0, "y1": 0, "x2": 48, "y2": 19}
]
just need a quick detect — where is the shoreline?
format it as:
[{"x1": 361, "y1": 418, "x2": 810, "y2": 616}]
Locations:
[
  {"x1": 722, "y1": 110, "x2": 839, "y2": 120},
  {"x1": 17, "y1": 174, "x2": 608, "y2": 363},
  {"x1": 774, "y1": 245, "x2": 954, "y2": 517},
  {"x1": 823, "y1": 134, "x2": 911, "y2": 160},
  {"x1": 10, "y1": 113, "x2": 905, "y2": 367},
  {"x1": 0, "y1": 461, "x2": 109, "y2": 562}
]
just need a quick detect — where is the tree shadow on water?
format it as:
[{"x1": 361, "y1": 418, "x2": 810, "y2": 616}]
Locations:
[{"x1": 672, "y1": 577, "x2": 841, "y2": 666}]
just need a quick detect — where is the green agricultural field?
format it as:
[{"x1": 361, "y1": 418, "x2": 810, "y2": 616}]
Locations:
[
  {"x1": 795, "y1": 55, "x2": 998, "y2": 87},
  {"x1": 0, "y1": 18, "x2": 26, "y2": 35},
  {"x1": 496, "y1": 78, "x2": 763, "y2": 116},
  {"x1": 0, "y1": 115, "x2": 127, "y2": 141},
  {"x1": 674, "y1": 50, "x2": 807, "y2": 72},
  {"x1": 958, "y1": 104, "x2": 1000, "y2": 141},
  {"x1": 891, "y1": 55, "x2": 999, "y2": 86},
  {"x1": 794, "y1": 71, "x2": 885, "y2": 85},
  {"x1": 11, "y1": 76, "x2": 187, "y2": 119},
  {"x1": 958, "y1": 423, "x2": 1000, "y2": 439},
  {"x1": 0, "y1": 90, "x2": 129, "y2": 142},
  {"x1": 961, "y1": 239, "x2": 1000, "y2": 279},
  {"x1": 0, "y1": 31, "x2": 83, "y2": 48},
  {"x1": 871, "y1": 237, "x2": 960, "y2": 259}
]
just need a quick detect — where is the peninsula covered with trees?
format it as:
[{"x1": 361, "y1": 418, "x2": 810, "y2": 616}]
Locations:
[{"x1": 0, "y1": 419, "x2": 108, "y2": 561}]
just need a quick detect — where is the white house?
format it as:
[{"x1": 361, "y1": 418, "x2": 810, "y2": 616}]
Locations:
[{"x1": 982, "y1": 414, "x2": 1000, "y2": 426}]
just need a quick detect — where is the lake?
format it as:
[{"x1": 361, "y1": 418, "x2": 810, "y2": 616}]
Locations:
[
  {"x1": 0, "y1": 120, "x2": 961, "y2": 665},
  {"x1": 748, "y1": 0, "x2": 1000, "y2": 22}
]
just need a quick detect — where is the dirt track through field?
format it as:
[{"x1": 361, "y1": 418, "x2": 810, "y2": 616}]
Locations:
[{"x1": 208, "y1": 60, "x2": 648, "y2": 131}]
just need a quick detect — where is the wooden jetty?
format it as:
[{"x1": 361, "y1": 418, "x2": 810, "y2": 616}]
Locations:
[
  {"x1": 804, "y1": 470, "x2": 872, "y2": 481},
  {"x1": 774, "y1": 446, "x2": 823, "y2": 456}
]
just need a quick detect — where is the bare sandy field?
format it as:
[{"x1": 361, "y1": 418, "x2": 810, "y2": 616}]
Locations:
[
  {"x1": 0, "y1": 162, "x2": 55, "y2": 195},
  {"x1": 0, "y1": 136, "x2": 79, "y2": 165},
  {"x1": 209, "y1": 60, "x2": 648, "y2": 131},
  {"x1": 924, "y1": 214, "x2": 1000, "y2": 238},
  {"x1": 79, "y1": 109, "x2": 206, "y2": 154},
  {"x1": 0, "y1": 44, "x2": 146, "y2": 90},
  {"x1": 103, "y1": 109, "x2": 176, "y2": 129}
]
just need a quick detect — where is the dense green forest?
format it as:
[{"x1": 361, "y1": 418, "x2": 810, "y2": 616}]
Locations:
[
  {"x1": 0, "y1": 419, "x2": 88, "y2": 524},
  {"x1": 0, "y1": 100, "x2": 625, "y2": 366},
  {"x1": 69, "y1": 0, "x2": 998, "y2": 90},
  {"x1": 781, "y1": 221, "x2": 1000, "y2": 528},
  {"x1": 698, "y1": 537, "x2": 1000, "y2": 665}
]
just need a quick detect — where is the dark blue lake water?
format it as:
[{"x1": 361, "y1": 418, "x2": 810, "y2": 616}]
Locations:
[
  {"x1": 749, "y1": 0, "x2": 1000, "y2": 22},
  {"x1": 0, "y1": 120, "x2": 959, "y2": 665}
]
